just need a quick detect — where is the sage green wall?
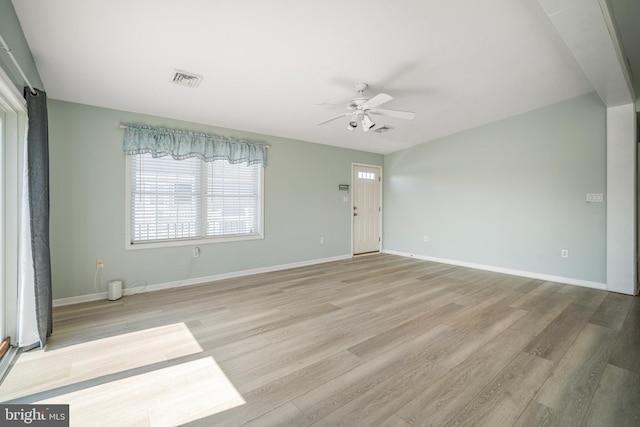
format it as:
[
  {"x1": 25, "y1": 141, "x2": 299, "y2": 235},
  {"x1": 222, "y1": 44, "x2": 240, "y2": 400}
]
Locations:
[
  {"x1": 383, "y1": 92, "x2": 606, "y2": 283},
  {"x1": 48, "y1": 100, "x2": 382, "y2": 299},
  {"x1": 0, "y1": 0, "x2": 43, "y2": 91}
]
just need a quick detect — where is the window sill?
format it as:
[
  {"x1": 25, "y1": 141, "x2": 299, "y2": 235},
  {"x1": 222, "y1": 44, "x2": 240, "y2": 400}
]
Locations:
[{"x1": 125, "y1": 233, "x2": 263, "y2": 250}]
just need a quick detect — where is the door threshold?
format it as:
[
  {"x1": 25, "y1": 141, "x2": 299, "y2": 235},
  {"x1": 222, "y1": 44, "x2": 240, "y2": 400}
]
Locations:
[
  {"x1": 0, "y1": 345, "x2": 20, "y2": 385},
  {"x1": 353, "y1": 251, "x2": 380, "y2": 257}
]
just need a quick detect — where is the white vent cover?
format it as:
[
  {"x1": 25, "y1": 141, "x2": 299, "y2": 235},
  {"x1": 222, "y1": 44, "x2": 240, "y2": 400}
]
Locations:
[
  {"x1": 373, "y1": 126, "x2": 393, "y2": 133},
  {"x1": 170, "y1": 69, "x2": 203, "y2": 88}
]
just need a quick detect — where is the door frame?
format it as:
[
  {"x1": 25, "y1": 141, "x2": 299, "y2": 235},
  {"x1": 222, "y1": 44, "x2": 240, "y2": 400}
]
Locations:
[
  {"x1": 0, "y1": 66, "x2": 27, "y2": 347},
  {"x1": 351, "y1": 163, "x2": 383, "y2": 256}
]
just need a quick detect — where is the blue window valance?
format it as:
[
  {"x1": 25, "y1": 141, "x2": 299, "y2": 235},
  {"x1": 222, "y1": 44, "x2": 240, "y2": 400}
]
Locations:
[{"x1": 122, "y1": 123, "x2": 267, "y2": 167}]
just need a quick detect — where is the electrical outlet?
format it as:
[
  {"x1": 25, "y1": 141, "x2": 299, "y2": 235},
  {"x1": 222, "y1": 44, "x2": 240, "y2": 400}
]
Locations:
[
  {"x1": 320, "y1": 237, "x2": 325, "y2": 244},
  {"x1": 423, "y1": 235, "x2": 429, "y2": 243},
  {"x1": 192, "y1": 247, "x2": 200, "y2": 258},
  {"x1": 561, "y1": 249, "x2": 569, "y2": 258},
  {"x1": 96, "y1": 258, "x2": 104, "y2": 269}
]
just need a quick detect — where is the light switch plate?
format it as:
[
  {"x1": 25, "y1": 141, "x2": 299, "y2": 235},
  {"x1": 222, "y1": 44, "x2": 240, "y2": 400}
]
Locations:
[{"x1": 586, "y1": 193, "x2": 603, "y2": 203}]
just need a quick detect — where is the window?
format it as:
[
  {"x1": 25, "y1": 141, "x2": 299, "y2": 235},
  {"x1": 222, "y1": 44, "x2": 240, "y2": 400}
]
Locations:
[
  {"x1": 358, "y1": 171, "x2": 376, "y2": 180},
  {"x1": 127, "y1": 154, "x2": 263, "y2": 247}
]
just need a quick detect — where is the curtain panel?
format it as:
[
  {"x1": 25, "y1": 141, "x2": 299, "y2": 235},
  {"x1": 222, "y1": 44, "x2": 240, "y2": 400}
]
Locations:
[
  {"x1": 25, "y1": 88, "x2": 52, "y2": 348},
  {"x1": 122, "y1": 124, "x2": 267, "y2": 167}
]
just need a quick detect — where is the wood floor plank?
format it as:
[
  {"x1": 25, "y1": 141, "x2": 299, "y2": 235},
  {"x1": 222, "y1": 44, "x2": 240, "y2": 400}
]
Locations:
[
  {"x1": 371, "y1": 282, "x2": 455, "y2": 314},
  {"x1": 308, "y1": 352, "x2": 449, "y2": 426},
  {"x1": 0, "y1": 323, "x2": 203, "y2": 401},
  {"x1": 395, "y1": 328, "x2": 534, "y2": 426},
  {"x1": 208, "y1": 306, "x2": 378, "y2": 364},
  {"x1": 444, "y1": 352, "x2": 553, "y2": 426},
  {"x1": 583, "y1": 364, "x2": 640, "y2": 427},
  {"x1": 531, "y1": 323, "x2": 618, "y2": 425},
  {"x1": 197, "y1": 303, "x2": 341, "y2": 349},
  {"x1": 346, "y1": 303, "x2": 465, "y2": 361},
  {"x1": 292, "y1": 324, "x2": 453, "y2": 423},
  {"x1": 507, "y1": 292, "x2": 574, "y2": 338},
  {"x1": 609, "y1": 302, "x2": 640, "y2": 375},
  {"x1": 444, "y1": 291, "x2": 525, "y2": 334},
  {"x1": 509, "y1": 281, "x2": 573, "y2": 310},
  {"x1": 240, "y1": 402, "x2": 309, "y2": 427},
  {"x1": 38, "y1": 357, "x2": 244, "y2": 427},
  {"x1": 513, "y1": 401, "x2": 558, "y2": 427},
  {"x1": 523, "y1": 299, "x2": 602, "y2": 363},
  {"x1": 222, "y1": 329, "x2": 375, "y2": 394},
  {"x1": 189, "y1": 350, "x2": 361, "y2": 426},
  {"x1": 588, "y1": 291, "x2": 633, "y2": 331},
  {"x1": 2, "y1": 254, "x2": 637, "y2": 426},
  {"x1": 379, "y1": 414, "x2": 412, "y2": 427}
]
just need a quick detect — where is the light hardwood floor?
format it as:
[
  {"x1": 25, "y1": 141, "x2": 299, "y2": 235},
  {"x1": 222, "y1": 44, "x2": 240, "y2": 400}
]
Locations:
[{"x1": 1, "y1": 254, "x2": 639, "y2": 426}]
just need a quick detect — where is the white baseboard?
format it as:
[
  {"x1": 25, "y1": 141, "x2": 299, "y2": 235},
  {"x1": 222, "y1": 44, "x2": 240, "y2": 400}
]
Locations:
[
  {"x1": 53, "y1": 292, "x2": 109, "y2": 306},
  {"x1": 53, "y1": 254, "x2": 353, "y2": 307},
  {"x1": 382, "y1": 249, "x2": 607, "y2": 291}
]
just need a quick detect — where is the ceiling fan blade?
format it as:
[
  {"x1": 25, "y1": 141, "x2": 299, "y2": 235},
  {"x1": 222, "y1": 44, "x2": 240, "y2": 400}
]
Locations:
[
  {"x1": 370, "y1": 108, "x2": 415, "y2": 120},
  {"x1": 363, "y1": 93, "x2": 392, "y2": 110},
  {"x1": 317, "y1": 112, "x2": 351, "y2": 125}
]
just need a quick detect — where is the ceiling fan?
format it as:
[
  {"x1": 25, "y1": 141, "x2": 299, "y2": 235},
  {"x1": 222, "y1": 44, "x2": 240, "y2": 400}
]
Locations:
[{"x1": 318, "y1": 82, "x2": 415, "y2": 132}]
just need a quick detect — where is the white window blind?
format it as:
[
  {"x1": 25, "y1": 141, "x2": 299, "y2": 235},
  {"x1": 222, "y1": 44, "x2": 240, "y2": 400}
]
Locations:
[
  {"x1": 129, "y1": 154, "x2": 262, "y2": 245},
  {"x1": 206, "y1": 160, "x2": 260, "y2": 236}
]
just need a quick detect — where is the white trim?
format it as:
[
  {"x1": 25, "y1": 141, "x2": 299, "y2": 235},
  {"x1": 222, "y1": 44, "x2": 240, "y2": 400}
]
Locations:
[
  {"x1": 52, "y1": 292, "x2": 107, "y2": 307},
  {"x1": 124, "y1": 154, "x2": 131, "y2": 249},
  {"x1": 0, "y1": 66, "x2": 27, "y2": 111},
  {"x1": 53, "y1": 254, "x2": 352, "y2": 307},
  {"x1": 0, "y1": 65, "x2": 27, "y2": 345},
  {"x1": 125, "y1": 233, "x2": 264, "y2": 251},
  {"x1": 382, "y1": 249, "x2": 607, "y2": 291},
  {"x1": 0, "y1": 34, "x2": 36, "y2": 95},
  {"x1": 606, "y1": 104, "x2": 637, "y2": 295}
]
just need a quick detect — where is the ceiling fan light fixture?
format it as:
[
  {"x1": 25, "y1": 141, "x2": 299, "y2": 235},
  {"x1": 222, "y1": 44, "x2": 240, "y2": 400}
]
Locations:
[{"x1": 362, "y1": 114, "x2": 375, "y2": 131}]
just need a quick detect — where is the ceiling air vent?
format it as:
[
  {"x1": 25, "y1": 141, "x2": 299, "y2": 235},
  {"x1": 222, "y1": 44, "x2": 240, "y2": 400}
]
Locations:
[
  {"x1": 170, "y1": 69, "x2": 203, "y2": 88},
  {"x1": 374, "y1": 126, "x2": 393, "y2": 133}
]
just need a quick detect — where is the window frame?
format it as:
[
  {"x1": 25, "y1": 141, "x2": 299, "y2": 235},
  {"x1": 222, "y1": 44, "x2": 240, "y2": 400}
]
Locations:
[{"x1": 125, "y1": 155, "x2": 264, "y2": 250}]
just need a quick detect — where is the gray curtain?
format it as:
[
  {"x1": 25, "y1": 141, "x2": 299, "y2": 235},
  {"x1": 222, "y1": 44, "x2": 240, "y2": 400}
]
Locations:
[{"x1": 25, "y1": 88, "x2": 52, "y2": 346}]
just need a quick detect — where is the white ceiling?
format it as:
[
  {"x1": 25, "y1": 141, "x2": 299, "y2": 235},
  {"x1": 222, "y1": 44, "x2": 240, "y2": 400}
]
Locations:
[{"x1": 12, "y1": 0, "x2": 598, "y2": 154}]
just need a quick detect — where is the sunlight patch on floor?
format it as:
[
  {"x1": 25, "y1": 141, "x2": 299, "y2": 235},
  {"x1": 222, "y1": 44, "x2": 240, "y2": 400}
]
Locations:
[
  {"x1": 36, "y1": 357, "x2": 245, "y2": 427},
  {"x1": 0, "y1": 323, "x2": 202, "y2": 401}
]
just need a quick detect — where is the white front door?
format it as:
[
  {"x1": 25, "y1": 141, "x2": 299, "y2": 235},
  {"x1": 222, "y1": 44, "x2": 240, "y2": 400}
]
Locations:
[{"x1": 353, "y1": 165, "x2": 381, "y2": 254}]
